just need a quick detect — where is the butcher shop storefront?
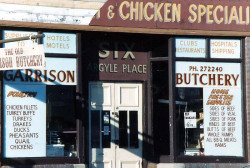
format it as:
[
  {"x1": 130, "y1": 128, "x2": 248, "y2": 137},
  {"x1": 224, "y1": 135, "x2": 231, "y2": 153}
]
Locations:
[{"x1": 0, "y1": 0, "x2": 249, "y2": 168}]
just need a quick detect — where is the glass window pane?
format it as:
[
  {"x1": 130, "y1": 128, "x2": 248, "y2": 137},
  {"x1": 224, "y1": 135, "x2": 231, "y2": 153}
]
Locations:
[
  {"x1": 129, "y1": 111, "x2": 138, "y2": 148},
  {"x1": 102, "y1": 111, "x2": 111, "y2": 148},
  {"x1": 210, "y1": 39, "x2": 241, "y2": 58},
  {"x1": 91, "y1": 110, "x2": 100, "y2": 148},
  {"x1": 152, "y1": 61, "x2": 170, "y2": 155},
  {"x1": 46, "y1": 85, "x2": 77, "y2": 157},
  {"x1": 175, "y1": 38, "x2": 206, "y2": 58},
  {"x1": 175, "y1": 61, "x2": 243, "y2": 157},
  {"x1": 175, "y1": 88, "x2": 203, "y2": 156},
  {"x1": 119, "y1": 111, "x2": 128, "y2": 148}
]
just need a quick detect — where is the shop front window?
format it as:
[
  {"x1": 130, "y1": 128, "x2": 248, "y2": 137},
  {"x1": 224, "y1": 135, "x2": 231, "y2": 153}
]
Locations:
[
  {"x1": 150, "y1": 37, "x2": 245, "y2": 162},
  {"x1": 175, "y1": 61, "x2": 243, "y2": 157},
  {"x1": 175, "y1": 88, "x2": 204, "y2": 156},
  {"x1": 3, "y1": 57, "x2": 78, "y2": 158}
]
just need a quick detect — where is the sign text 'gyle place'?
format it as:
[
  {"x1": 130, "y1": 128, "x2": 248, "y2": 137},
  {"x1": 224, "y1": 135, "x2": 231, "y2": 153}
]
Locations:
[
  {"x1": 87, "y1": 41, "x2": 148, "y2": 81},
  {"x1": 96, "y1": 42, "x2": 147, "y2": 74}
]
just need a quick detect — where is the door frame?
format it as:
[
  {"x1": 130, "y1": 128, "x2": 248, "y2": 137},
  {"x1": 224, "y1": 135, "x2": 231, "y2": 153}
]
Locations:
[{"x1": 88, "y1": 81, "x2": 145, "y2": 168}]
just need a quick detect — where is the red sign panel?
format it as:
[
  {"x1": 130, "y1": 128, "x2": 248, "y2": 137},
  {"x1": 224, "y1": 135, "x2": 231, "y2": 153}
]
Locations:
[
  {"x1": 85, "y1": 38, "x2": 148, "y2": 81},
  {"x1": 91, "y1": 0, "x2": 250, "y2": 32}
]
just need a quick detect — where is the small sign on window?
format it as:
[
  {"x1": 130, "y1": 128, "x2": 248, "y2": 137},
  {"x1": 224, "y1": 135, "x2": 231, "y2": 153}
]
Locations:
[{"x1": 184, "y1": 112, "x2": 197, "y2": 128}]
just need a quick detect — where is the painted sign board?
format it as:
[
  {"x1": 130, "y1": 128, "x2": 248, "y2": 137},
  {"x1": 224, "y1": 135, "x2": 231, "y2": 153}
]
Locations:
[
  {"x1": 43, "y1": 32, "x2": 76, "y2": 54},
  {"x1": 3, "y1": 57, "x2": 77, "y2": 85},
  {"x1": 203, "y1": 87, "x2": 242, "y2": 156},
  {"x1": 210, "y1": 39, "x2": 241, "y2": 58},
  {"x1": 4, "y1": 84, "x2": 46, "y2": 157},
  {"x1": 91, "y1": 0, "x2": 250, "y2": 32},
  {"x1": 86, "y1": 40, "x2": 148, "y2": 81},
  {"x1": 175, "y1": 62, "x2": 241, "y2": 88},
  {"x1": 0, "y1": 45, "x2": 45, "y2": 70},
  {"x1": 175, "y1": 38, "x2": 206, "y2": 58},
  {"x1": 3, "y1": 30, "x2": 38, "y2": 48}
]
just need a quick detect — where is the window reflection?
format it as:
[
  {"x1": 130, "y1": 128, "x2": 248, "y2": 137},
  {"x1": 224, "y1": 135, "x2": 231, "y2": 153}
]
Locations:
[
  {"x1": 152, "y1": 61, "x2": 170, "y2": 155},
  {"x1": 175, "y1": 88, "x2": 204, "y2": 156},
  {"x1": 46, "y1": 86, "x2": 77, "y2": 157}
]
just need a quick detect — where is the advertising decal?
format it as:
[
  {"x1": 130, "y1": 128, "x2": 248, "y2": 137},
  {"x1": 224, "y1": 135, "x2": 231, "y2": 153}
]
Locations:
[
  {"x1": 3, "y1": 57, "x2": 76, "y2": 157},
  {"x1": 3, "y1": 57, "x2": 77, "y2": 85},
  {"x1": 175, "y1": 38, "x2": 206, "y2": 58},
  {"x1": 43, "y1": 32, "x2": 76, "y2": 54},
  {"x1": 210, "y1": 39, "x2": 241, "y2": 58},
  {"x1": 4, "y1": 84, "x2": 46, "y2": 157},
  {"x1": 176, "y1": 61, "x2": 243, "y2": 156}
]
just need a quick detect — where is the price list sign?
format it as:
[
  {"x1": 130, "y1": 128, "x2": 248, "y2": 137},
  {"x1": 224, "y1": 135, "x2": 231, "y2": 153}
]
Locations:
[
  {"x1": 176, "y1": 61, "x2": 243, "y2": 156},
  {"x1": 203, "y1": 88, "x2": 243, "y2": 156},
  {"x1": 3, "y1": 84, "x2": 46, "y2": 157}
]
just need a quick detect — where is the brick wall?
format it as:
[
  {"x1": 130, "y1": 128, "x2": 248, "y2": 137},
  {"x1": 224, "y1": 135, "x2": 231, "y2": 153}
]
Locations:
[{"x1": 246, "y1": 37, "x2": 250, "y2": 162}]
